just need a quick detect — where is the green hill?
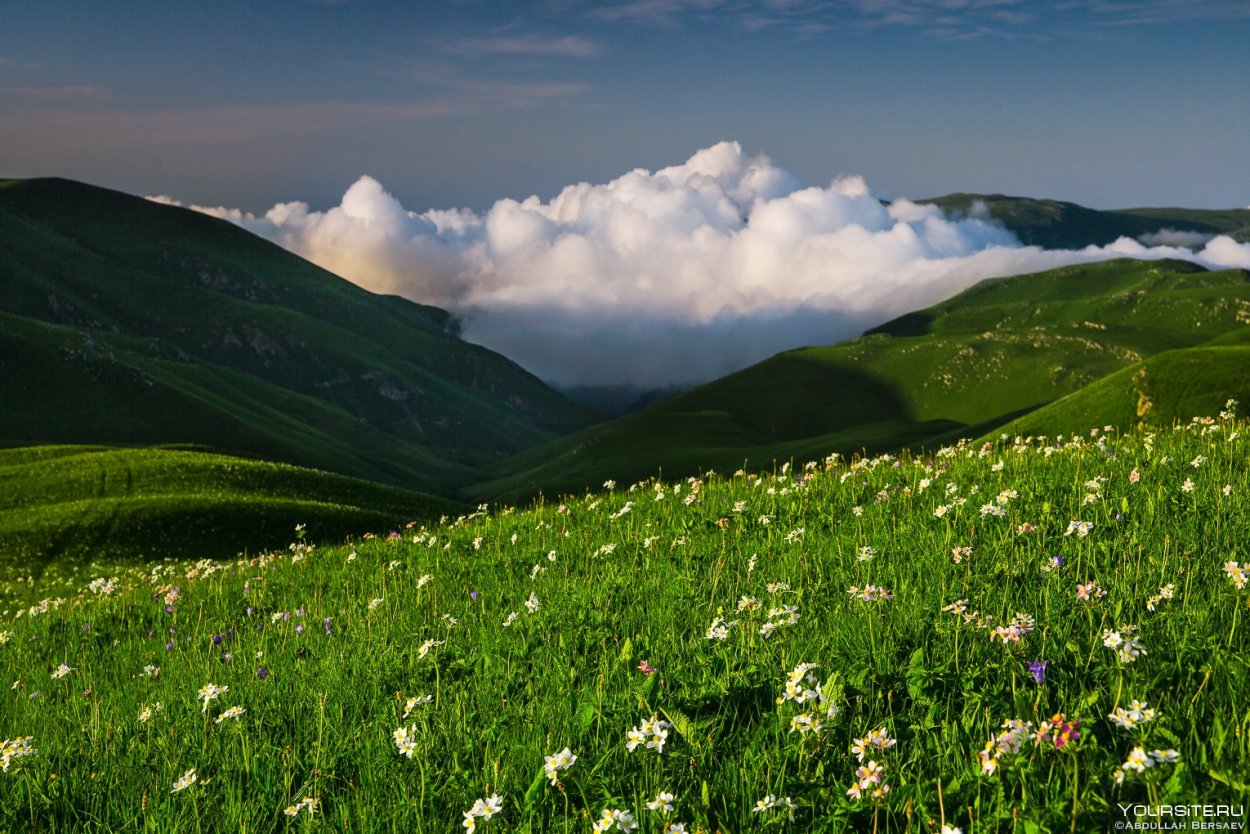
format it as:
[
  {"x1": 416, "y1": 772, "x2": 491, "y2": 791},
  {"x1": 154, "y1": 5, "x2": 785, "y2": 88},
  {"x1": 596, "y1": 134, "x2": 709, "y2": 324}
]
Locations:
[
  {"x1": 0, "y1": 178, "x2": 598, "y2": 495},
  {"x1": 0, "y1": 445, "x2": 462, "y2": 580},
  {"x1": 922, "y1": 193, "x2": 1250, "y2": 248},
  {"x1": 472, "y1": 259, "x2": 1250, "y2": 501}
]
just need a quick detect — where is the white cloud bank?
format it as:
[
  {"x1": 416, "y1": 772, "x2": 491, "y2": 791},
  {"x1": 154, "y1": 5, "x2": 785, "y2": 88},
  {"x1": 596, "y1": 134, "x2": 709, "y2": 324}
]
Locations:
[{"x1": 154, "y1": 141, "x2": 1250, "y2": 388}]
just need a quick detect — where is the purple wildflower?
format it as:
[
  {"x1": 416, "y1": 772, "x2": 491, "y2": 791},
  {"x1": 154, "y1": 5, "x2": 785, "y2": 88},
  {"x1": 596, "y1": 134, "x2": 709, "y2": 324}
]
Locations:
[
  {"x1": 1027, "y1": 659, "x2": 1049, "y2": 686},
  {"x1": 257, "y1": 666, "x2": 269, "y2": 680}
]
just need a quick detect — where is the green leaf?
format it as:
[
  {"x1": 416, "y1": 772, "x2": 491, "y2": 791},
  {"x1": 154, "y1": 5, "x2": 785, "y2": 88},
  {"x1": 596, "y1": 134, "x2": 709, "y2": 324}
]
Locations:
[
  {"x1": 661, "y1": 706, "x2": 705, "y2": 753},
  {"x1": 906, "y1": 647, "x2": 928, "y2": 700},
  {"x1": 522, "y1": 767, "x2": 547, "y2": 813},
  {"x1": 1208, "y1": 769, "x2": 1248, "y2": 792},
  {"x1": 576, "y1": 702, "x2": 596, "y2": 735}
]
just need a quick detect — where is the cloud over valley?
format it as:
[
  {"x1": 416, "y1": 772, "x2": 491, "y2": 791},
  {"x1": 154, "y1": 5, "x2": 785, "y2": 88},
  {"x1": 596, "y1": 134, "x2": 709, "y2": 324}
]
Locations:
[{"x1": 154, "y1": 142, "x2": 1250, "y2": 390}]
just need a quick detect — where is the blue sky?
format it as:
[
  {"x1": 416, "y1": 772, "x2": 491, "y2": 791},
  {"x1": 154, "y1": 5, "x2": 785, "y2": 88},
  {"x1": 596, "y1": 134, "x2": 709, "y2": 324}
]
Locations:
[{"x1": 2, "y1": 0, "x2": 1248, "y2": 212}]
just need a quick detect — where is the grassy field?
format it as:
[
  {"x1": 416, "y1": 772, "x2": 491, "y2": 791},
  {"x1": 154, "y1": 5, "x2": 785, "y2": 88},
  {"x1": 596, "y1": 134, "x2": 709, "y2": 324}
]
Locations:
[
  {"x1": 2, "y1": 408, "x2": 1247, "y2": 831},
  {"x1": 0, "y1": 446, "x2": 462, "y2": 582}
]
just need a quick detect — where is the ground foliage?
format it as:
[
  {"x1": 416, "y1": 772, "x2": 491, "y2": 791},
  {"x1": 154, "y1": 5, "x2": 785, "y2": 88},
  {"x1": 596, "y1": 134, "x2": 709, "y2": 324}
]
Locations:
[{"x1": 2, "y1": 408, "x2": 1249, "y2": 832}]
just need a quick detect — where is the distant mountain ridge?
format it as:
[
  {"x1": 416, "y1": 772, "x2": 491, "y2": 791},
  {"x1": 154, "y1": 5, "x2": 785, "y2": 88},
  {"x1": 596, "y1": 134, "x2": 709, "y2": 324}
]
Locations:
[
  {"x1": 0, "y1": 177, "x2": 599, "y2": 495},
  {"x1": 921, "y1": 193, "x2": 1250, "y2": 249}
]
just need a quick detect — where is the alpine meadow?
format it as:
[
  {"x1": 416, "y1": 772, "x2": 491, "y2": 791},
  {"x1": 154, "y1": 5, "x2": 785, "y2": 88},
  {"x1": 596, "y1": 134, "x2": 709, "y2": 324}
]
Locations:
[{"x1": 4, "y1": 2, "x2": 1250, "y2": 831}]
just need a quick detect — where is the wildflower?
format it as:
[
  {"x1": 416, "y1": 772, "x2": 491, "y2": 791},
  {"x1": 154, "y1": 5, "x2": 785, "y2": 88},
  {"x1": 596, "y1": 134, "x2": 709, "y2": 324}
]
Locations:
[
  {"x1": 170, "y1": 768, "x2": 197, "y2": 793},
  {"x1": 1064, "y1": 519, "x2": 1094, "y2": 537},
  {"x1": 525, "y1": 592, "x2": 540, "y2": 614},
  {"x1": 592, "y1": 808, "x2": 637, "y2": 832},
  {"x1": 1224, "y1": 561, "x2": 1248, "y2": 590},
  {"x1": 393, "y1": 725, "x2": 417, "y2": 758},
  {"x1": 215, "y1": 706, "x2": 246, "y2": 724},
  {"x1": 851, "y1": 727, "x2": 896, "y2": 762},
  {"x1": 1108, "y1": 699, "x2": 1157, "y2": 730},
  {"x1": 543, "y1": 747, "x2": 577, "y2": 785},
  {"x1": 1035, "y1": 713, "x2": 1081, "y2": 749},
  {"x1": 417, "y1": 638, "x2": 444, "y2": 659},
  {"x1": 847, "y1": 760, "x2": 888, "y2": 801},
  {"x1": 1102, "y1": 625, "x2": 1146, "y2": 663},
  {"x1": 1181, "y1": 479, "x2": 1194, "y2": 493},
  {"x1": 848, "y1": 585, "x2": 892, "y2": 602},
  {"x1": 257, "y1": 666, "x2": 269, "y2": 680},
  {"x1": 1, "y1": 737, "x2": 38, "y2": 772},
  {"x1": 1129, "y1": 469, "x2": 1140, "y2": 483},
  {"x1": 1027, "y1": 659, "x2": 1048, "y2": 685},
  {"x1": 50, "y1": 663, "x2": 73, "y2": 680},
  {"x1": 637, "y1": 659, "x2": 656, "y2": 676},
  {"x1": 402, "y1": 694, "x2": 433, "y2": 718},
  {"x1": 942, "y1": 599, "x2": 969, "y2": 616},
  {"x1": 977, "y1": 718, "x2": 1033, "y2": 775},
  {"x1": 197, "y1": 683, "x2": 228, "y2": 712},
  {"x1": 645, "y1": 791, "x2": 675, "y2": 815},
  {"x1": 463, "y1": 794, "x2": 505, "y2": 831},
  {"x1": 705, "y1": 617, "x2": 735, "y2": 641},
  {"x1": 1122, "y1": 746, "x2": 1153, "y2": 773},
  {"x1": 988, "y1": 612, "x2": 1035, "y2": 644},
  {"x1": 1076, "y1": 582, "x2": 1106, "y2": 601},
  {"x1": 625, "y1": 715, "x2": 671, "y2": 754},
  {"x1": 283, "y1": 797, "x2": 320, "y2": 818},
  {"x1": 951, "y1": 545, "x2": 972, "y2": 563},
  {"x1": 857, "y1": 545, "x2": 876, "y2": 561},
  {"x1": 502, "y1": 611, "x2": 519, "y2": 628},
  {"x1": 1146, "y1": 583, "x2": 1176, "y2": 611},
  {"x1": 790, "y1": 713, "x2": 824, "y2": 735}
]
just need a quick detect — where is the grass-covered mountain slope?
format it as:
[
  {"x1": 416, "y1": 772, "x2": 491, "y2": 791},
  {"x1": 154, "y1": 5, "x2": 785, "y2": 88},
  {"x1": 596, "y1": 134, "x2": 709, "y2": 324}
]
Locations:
[
  {"x1": 0, "y1": 178, "x2": 598, "y2": 494},
  {"x1": 0, "y1": 446, "x2": 461, "y2": 580},
  {"x1": 473, "y1": 259, "x2": 1250, "y2": 501},
  {"x1": 923, "y1": 193, "x2": 1250, "y2": 248},
  {"x1": 1, "y1": 416, "x2": 1246, "y2": 831}
]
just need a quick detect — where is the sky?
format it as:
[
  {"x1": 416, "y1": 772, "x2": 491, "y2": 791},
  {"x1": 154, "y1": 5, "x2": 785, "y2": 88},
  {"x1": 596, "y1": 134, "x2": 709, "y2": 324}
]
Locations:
[
  {"x1": 3, "y1": 1, "x2": 1249, "y2": 212},
  {"x1": 4, "y1": 2, "x2": 1250, "y2": 392}
]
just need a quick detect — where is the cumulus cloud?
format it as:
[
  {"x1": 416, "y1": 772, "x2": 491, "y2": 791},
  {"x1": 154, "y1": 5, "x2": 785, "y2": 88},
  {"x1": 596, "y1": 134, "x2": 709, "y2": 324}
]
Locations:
[{"x1": 159, "y1": 141, "x2": 1250, "y2": 389}]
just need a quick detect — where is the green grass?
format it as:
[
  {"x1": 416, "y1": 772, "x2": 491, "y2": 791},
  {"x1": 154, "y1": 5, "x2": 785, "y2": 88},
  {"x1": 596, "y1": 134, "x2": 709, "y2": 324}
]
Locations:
[
  {"x1": 474, "y1": 259, "x2": 1250, "y2": 502},
  {"x1": 1, "y1": 412, "x2": 1248, "y2": 832},
  {"x1": 0, "y1": 446, "x2": 463, "y2": 581}
]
